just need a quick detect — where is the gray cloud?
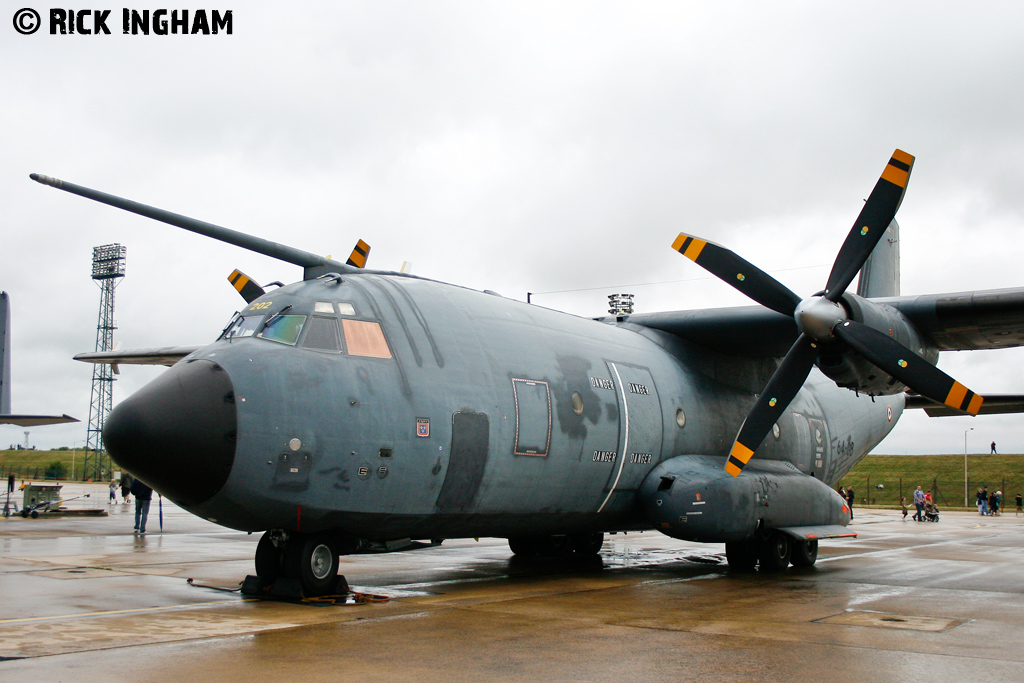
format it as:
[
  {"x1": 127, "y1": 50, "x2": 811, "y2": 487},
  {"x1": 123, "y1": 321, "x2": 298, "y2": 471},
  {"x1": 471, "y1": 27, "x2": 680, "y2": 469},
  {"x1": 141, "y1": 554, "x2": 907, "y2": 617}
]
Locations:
[{"x1": 3, "y1": 1, "x2": 1023, "y2": 454}]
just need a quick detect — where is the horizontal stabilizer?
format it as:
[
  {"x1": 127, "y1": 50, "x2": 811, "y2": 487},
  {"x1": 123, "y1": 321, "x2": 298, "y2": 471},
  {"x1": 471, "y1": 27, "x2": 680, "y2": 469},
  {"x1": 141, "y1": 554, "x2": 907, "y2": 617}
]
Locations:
[
  {"x1": 0, "y1": 414, "x2": 79, "y2": 427},
  {"x1": 905, "y1": 393, "x2": 1024, "y2": 417},
  {"x1": 74, "y1": 347, "x2": 201, "y2": 368},
  {"x1": 776, "y1": 525, "x2": 858, "y2": 540}
]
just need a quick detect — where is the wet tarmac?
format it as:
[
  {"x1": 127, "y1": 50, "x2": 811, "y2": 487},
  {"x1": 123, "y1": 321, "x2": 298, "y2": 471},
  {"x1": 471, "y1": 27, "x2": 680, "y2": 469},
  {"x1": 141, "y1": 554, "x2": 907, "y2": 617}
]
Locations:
[{"x1": 2, "y1": 482, "x2": 1023, "y2": 681}]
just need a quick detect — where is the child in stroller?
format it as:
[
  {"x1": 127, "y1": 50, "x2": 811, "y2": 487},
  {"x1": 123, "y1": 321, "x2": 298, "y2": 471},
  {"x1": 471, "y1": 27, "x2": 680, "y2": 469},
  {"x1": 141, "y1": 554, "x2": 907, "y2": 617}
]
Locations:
[{"x1": 924, "y1": 501, "x2": 940, "y2": 522}]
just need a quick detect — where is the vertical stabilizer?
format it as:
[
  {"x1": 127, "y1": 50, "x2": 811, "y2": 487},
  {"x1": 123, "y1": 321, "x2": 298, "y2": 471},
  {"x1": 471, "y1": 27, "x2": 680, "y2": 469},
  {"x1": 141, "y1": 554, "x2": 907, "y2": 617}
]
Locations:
[
  {"x1": 856, "y1": 219, "x2": 900, "y2": 298},
  {"x1": 0, "y1": 291, "x2": 78, "y2": 426},
  {"x1": 1, "y1": 292, "x2": 11, "y2": 414}
]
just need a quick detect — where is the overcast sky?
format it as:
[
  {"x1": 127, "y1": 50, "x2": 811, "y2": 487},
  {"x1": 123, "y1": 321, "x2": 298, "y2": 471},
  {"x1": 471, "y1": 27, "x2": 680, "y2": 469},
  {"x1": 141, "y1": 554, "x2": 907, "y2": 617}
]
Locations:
[{"x1": 3, "y1": 1, "x2": 1024, "y2": 455}]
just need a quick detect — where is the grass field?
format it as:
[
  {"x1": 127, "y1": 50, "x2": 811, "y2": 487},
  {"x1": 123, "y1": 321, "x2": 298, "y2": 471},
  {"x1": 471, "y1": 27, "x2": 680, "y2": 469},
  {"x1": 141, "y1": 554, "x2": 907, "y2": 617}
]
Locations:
[
  {"x1": 3, "y1": 449, "x2": 1023, "y2": 511},
  {"x1": 837, "y1": 453, "x2": 1024, "y2": 510},
  {"x1": 0, "y1": 448, "x2": 117, "y2": 482}
]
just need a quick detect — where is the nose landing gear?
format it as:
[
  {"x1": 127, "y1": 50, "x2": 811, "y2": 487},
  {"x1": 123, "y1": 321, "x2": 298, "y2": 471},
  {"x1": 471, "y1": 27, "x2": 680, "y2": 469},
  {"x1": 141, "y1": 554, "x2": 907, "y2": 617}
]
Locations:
[{"x1": 252, "y1": 529, "x2": 345, "y2": 597}]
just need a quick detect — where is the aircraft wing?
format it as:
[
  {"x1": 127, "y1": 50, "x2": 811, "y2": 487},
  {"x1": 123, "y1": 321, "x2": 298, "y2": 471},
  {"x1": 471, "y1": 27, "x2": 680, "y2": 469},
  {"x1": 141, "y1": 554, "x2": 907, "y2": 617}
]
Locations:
[
  {"x1": 905, "y1": 393, "x2": 1024, "y2": 417},
  {"x1": 73, "y1": 347, "x2": 201, "y2": 368},
  {"x1": 622, "y1": 286, "x2": 1024, "y2": 357},
  {"x1": 0, "y1": 414, "x2": 79, "y2": 426}
]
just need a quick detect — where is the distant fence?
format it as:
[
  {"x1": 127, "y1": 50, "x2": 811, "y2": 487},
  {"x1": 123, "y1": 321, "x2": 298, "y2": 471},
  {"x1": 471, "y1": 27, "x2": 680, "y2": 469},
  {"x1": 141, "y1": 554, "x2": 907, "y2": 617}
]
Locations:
[
  {"x1": 837, "y1": 475, "x2": 1024, "y2": 510},
  {"x1": 0, "y1": 465, "x2": 89, "y2": 482}
]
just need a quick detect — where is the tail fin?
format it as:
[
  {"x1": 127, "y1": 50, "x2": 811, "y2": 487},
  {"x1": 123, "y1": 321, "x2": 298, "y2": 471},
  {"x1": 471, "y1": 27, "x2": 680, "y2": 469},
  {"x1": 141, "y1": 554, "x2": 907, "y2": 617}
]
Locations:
[
  {"x1": 856, "y1": 219, "x2": 900, "y2": 298},
  {"x1": 0, "y1": 291, "x2": 78, "y2": 426},
  {"x1": 1, "y1": 292, "x2": 11, "y2": 414}
]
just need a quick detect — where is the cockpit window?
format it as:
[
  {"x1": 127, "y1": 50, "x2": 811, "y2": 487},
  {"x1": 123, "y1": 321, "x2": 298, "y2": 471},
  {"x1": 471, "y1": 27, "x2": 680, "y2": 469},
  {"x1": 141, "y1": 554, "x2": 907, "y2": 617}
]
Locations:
[
  {"x1": 314, "y1": 301, "x2": 334, "y2": 314},
  {"x1": 342, "y1": 319, "x2": 392, "y2": 358},
  {"x1": 222, "y1": 315, "x2": 264, "y2": 340},
  {"x1": 257, "y1": 315, "x2": 306, "y2": 346},
  {"x1": 301, "y1": 316, "x2": 343, "y2": 353}
]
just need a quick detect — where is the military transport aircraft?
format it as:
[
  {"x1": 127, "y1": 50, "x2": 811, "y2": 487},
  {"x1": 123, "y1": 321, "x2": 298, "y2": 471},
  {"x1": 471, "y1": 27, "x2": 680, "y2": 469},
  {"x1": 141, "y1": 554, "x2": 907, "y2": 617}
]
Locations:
[
  {"x1": 1, "y1": 291, "x2": 78, "y2": 427},
  {"x1": 30, "y1": 150, "x2": 1024, "y2": 596}
]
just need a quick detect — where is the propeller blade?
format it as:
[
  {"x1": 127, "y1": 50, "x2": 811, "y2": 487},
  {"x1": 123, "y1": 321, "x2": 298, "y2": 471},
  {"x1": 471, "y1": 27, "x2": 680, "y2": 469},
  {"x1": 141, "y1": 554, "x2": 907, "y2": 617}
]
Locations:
[
  {"x1": 726, "y1": 334, "x2": 818, "y2": 476},
  {"x1": 833, "y1": 320, "x2": 983, "y2": 415},
  {"x1": 227, "y1": 269, "x2": 266, "y2": 304},
  {"x1": 672, "y1": 233, "x2": 801, "y2": 317},
  {"x1": 824, "y1": 150, "x2": 914, "y2": 299},
  {"x1": 346, "y1": 239, "x2": 371, "y2": 268}
]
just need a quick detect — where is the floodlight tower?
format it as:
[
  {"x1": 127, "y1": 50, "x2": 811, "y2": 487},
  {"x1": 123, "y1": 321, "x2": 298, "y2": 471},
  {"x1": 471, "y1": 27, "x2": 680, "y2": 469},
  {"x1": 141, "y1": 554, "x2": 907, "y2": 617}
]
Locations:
[{"x1": 84, "y1": 244, "x2": 126, "y2": 481}]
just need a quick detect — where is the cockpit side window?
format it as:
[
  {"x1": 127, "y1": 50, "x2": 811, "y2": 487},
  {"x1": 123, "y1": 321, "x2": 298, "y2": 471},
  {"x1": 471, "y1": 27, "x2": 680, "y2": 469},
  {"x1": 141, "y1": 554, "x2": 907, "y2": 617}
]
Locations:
[
  {"x1": 222, "y1": 315, "x2": 264, "y2": 340},
  {"x1": 257, "y1": 315, "x2": 306, "y2": 346},
  {"x1": 301, "y1": 316, "x2": 343, "y2": 353},
  {"x1": 342, "y1": 319, "x2": 392, "y2": 358}
]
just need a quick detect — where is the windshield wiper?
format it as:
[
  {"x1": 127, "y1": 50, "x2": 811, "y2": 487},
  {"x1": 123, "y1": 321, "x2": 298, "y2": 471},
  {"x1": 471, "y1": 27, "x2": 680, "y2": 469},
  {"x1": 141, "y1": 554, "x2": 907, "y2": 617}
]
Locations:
[{"x1": 262, "y1": 304, "x2": 293, "y2": 329}]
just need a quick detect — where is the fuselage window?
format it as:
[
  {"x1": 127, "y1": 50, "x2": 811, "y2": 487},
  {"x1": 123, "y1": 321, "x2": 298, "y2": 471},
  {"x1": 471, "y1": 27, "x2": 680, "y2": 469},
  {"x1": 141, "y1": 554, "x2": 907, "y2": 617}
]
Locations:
[
  {"x1": 302, "y1": 316, "x2": 343, "y2": 353},
  {"x1": 222, "y1": 315, "x2": 264, "y2": 339},
  {"x1": 257, "y1": 315, "x2": 307, "y2": 346},
  {"x1": 342, "y1": 319, "x2": 392, "y2": 358}
]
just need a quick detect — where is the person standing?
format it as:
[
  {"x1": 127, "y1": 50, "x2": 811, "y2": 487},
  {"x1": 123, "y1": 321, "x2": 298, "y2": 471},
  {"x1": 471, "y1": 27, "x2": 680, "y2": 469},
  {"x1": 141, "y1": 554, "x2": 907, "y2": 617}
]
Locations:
[
  {"x1": 991, "y1": 441, "x2": 997, "y2": 454},
  {"x1": 7, "y1": 473, "x2": 14, "y2": 493},
  {"x1": 977, "y1": 487, "x2": 988, "y2": 515},
  {"x1": 900, "y1": 497, "x2": 908, "y2": 521},
  {"x1": 109, "y1": 479, "x2": 118, "y2": 504},
  {"x1": 130, "y1": 478, "x2": 153, "y2": 534},
  {"x1": 913, "y1": 485, "x2": 926, "y2": 521},
  {"x1": 846, "y1": 486, "x2": 855, "y2": 519},
  {"x1": 120, "y1": 473, "x2": 132, "y2": 505},
  {"x1": 1015, "y1": 493, "x2": 1022, "y2": 516}
]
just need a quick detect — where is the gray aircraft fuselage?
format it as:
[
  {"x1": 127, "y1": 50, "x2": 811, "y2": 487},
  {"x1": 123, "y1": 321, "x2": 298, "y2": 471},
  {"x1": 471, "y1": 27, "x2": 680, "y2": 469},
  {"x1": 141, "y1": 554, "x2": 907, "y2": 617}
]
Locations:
[{"x1": 109, "y1": 270, "x2": 897, "y2": 541}]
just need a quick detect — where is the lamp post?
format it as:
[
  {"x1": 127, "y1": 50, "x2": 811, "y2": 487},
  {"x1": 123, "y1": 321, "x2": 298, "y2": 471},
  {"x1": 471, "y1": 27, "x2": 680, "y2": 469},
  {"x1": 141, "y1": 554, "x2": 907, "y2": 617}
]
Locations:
[
  {"x1": 71, "y1": 440, "x2": 85, "y2": 482},
  {"x1": 964, "y1": 427, "x2": 974, "y2": 507}
]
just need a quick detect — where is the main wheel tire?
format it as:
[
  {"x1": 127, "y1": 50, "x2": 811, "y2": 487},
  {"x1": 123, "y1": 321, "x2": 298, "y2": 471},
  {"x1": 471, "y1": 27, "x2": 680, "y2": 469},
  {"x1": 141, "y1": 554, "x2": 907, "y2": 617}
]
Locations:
[
  {"x1": 286, "y1": 534, "x2": 339, "y2": 597},
  {"x1": 725, "y1": 541, "x2": 758, "y2": 571},
  {"x1": 570, "y1": 533, "x2": 604, "y2": 555},
  {"x1": 790, "y1": 539, "x2": 818, "y2": 567},
  {"x1": 536, "y1": 535, "x2": 573, "y2": 556},
  {"x1": 255, "y1": 531, "x2": 285, "y2": 582},
  {"x1": 508, "y1": 536, "x2": 539, "y2": 558},
  {"x1": 758, "y1": 531, "x2": 792, "y2": 571}
]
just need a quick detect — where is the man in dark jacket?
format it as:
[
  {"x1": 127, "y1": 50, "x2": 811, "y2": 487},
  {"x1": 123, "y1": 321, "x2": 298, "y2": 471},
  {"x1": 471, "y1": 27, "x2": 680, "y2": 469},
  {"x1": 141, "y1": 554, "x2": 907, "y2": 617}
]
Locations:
[{"x1": 129, "y1": 478, "x2": 153, "y2": 533}]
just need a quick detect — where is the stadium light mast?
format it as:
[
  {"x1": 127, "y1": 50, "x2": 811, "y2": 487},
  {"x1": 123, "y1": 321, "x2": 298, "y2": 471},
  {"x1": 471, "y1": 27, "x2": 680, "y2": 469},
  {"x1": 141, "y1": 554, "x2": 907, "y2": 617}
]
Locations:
[{"x1": 84, "y1": 243, "x2": 126, "y2": 481}]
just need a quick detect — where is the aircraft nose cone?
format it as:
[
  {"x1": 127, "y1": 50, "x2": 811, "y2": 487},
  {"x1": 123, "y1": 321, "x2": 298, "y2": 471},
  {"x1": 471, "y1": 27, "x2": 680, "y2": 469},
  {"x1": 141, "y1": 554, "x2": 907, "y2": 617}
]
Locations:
[{"x1": 104, "y1": 359, "x2": 236, "y2": 507}]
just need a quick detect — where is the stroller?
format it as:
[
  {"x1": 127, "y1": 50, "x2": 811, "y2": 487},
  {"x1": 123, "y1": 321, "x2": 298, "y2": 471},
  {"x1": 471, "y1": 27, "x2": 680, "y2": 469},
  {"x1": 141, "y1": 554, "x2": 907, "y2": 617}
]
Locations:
[{"x1": 924, "y1": 502, "x2": 940, "y2": 522}]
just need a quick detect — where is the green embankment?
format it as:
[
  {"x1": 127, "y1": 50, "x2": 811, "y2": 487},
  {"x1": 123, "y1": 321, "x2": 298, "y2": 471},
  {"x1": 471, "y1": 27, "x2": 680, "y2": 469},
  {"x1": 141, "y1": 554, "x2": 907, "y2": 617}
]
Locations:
[
  {"x1": 839, "y1": 454, "x2": 1024, "y2": 510},
  {"x1": 0, "y1": 448, "x2": 119, "y2": 482},
  {"x1": 3, "y1": 449, "x2": 1022, "y2": 511}
]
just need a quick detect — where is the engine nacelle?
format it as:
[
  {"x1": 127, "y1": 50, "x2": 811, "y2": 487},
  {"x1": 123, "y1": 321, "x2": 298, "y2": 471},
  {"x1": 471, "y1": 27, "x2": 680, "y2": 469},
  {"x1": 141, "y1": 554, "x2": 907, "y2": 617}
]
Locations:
[
  {"x1": 815, "y1": 293, "x2": 938, "y2": 396},
  {"x1": 638, "y1": 455, "x2": 850, "y2": 543}
]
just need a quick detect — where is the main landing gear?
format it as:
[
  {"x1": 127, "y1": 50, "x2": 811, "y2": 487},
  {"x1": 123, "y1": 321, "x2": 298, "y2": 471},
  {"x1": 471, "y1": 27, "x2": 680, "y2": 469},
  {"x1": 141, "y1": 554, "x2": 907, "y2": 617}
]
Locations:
[
  {"x1": 254, "y1": 530, "x2": 344, "y2": 597},
  {"x1": 507, "y1": 533, "x2": 604, "y2": 558},
  {"x1": 725, "y1": 531, "x2": 817, "y2": 571}
]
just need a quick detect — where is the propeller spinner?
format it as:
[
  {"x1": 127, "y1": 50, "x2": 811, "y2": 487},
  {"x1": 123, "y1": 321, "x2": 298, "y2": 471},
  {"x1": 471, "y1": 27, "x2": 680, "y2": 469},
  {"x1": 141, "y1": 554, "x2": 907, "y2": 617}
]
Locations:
[{"x1": 672, "y1": 150, "x2": 983, "y2": 477}]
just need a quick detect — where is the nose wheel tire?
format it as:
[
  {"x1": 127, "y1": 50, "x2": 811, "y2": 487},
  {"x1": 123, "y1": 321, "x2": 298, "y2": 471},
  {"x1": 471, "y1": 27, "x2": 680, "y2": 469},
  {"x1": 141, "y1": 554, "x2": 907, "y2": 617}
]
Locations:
[
  {"x1": 255, "y1": 531, "x2": 285, "y2": 582},
  {"x1": 285, "y1": 534, "x2": 339, "y2": 597}
]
